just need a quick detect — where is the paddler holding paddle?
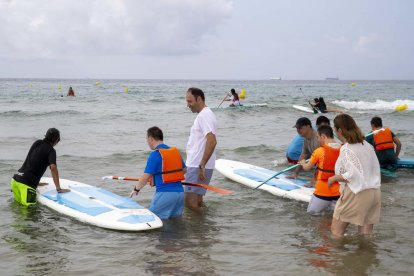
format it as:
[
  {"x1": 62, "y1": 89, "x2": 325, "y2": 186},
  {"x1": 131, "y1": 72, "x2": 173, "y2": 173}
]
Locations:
[
  {"x1": 225, "y1": 88, "x2": 242, "y2": 107},
  {"x1": 130, "y1": 126, "x2": 186, "y2": 219}
]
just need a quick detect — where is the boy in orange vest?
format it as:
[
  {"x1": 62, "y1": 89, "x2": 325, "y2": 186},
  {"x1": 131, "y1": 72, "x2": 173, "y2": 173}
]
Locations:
[
  {"x1": 299, "y1": 125, "x2": 341, "y2": 215},
  {"x1": 366, "y1": 116, "x2": 401, "y2": 170}
]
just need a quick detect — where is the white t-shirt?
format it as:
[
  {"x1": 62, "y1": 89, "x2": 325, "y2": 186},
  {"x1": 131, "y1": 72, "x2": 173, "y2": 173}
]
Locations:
[
  {"x1": 186, "y1": 107, "x2": 217, "y2": 169},
  {"x1": 335, "y1": 141, "x2": 381, "y2": 194}
]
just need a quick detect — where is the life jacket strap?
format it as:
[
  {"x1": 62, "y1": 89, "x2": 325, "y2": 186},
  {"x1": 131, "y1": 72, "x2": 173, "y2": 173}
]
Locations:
[
  {"x1": 153, "y1": 168, "x2": 184, "y2": 176},
  {"x1": 316, "y1": 167, "x2": 335, "y2": 173}
]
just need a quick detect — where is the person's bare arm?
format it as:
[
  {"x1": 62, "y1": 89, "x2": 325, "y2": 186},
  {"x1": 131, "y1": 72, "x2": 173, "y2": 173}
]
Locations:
[
  {"x1": 50, "y1": 164, "x2": 70, "y2": 193},
  {"x1": 299, "y1": 159, "x2": 314, "y2": 171},
  {"x1": 394, "y1": 136, "x2": 402, "y2": 158},
  {"x1": 130, "y1": 173, "x2": 151, "y2": 197},
  {"x1": 199, "y1": 132, "x2": 217, "y2": 180}
]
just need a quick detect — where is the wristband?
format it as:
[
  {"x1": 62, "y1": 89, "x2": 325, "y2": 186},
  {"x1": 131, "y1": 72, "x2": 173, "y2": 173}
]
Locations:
[
  {"x1": 133, "y1": 187, "x2": 140, "y2": 193},
  {"x1": 56, "y1": 188, "x2": 62, "y2": 192}
]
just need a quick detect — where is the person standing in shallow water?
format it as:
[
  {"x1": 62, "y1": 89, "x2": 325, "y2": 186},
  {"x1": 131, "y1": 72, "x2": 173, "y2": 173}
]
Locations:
[
  {"x1": 129, "y1": 126, "x2": 185, "y2": 219},
  {"x1": 299, "y1": 125, "x2": 341, "y2": 215},
  {"x1": 328, "y1": 114, "x2": 381, "y2": 238},
  {"x1": 185, "y1": 87, "x2": 217, "y2": 212},
  {"x1": 11, "y1": 128, "x2": 70, "y2": 206},
  {"x1": 287, "y1": 117, "x2": 319, "y2": 180}
]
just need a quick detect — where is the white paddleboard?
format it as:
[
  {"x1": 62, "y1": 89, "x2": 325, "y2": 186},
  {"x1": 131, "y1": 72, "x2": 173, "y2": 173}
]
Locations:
[
  {"x1": 215, "y1": 159, "x2": 313, "y2": 202},
  {"x1": 292, "y1": 105, "x2": 320, "y2": 114},
  {"x1": 37, "y1": 177, "x2": 163, "y2": 231}
]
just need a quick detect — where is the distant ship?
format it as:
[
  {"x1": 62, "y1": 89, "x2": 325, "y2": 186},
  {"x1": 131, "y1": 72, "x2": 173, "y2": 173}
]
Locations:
[
  {"x1": 270, "y1": 77, "x2": 282, "y2": 80},
  {"x1": 325, "y1": 77, "x2": 339, "y2": 80}
]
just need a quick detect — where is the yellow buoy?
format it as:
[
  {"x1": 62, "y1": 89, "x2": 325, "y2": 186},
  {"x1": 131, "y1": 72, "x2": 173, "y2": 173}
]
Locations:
[
  {"x1": 351, "y1": 82, "x2": 356, "y2": 87},
  {"x1": 58, "y1": 84, "x2": 62, "y2": 90},
  {"x1": 240, "y1": 89, "x2": 246, "y2": 99},
  {"x1": 124, "y1": 87, "x2": 129, "y2": 93},
  {"x1": 395, "y1": 104, "x2": 408, "y2": 112},
  {"x1": 95, "y1": 81, "x2": 101, "y2": 86}
]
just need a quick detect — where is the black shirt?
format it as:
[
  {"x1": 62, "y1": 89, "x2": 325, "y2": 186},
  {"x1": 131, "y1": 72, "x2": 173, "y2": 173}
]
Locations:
[
  {"x1": 13, "y1": 140, "x2": 57, "y2": 188},
  {"x1": 315, "y1": 102, "x2": 327, "y2": 113}
]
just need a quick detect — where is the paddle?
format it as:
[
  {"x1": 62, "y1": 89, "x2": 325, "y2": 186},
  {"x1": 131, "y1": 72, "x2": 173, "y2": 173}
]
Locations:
[
  {"x1": 217, "y1": 92, "x2": 229, "y2": 108},
  {"x1": 308, "y1": 101, "x2": 318, "y2": 114},
  {"x1": 253, "y1": 159, "x2": 309, "y2": 190},
  {"x1": 253, "y1": 128, "x2": 385, "y2": 190},
  {"x1": 366, "y1": 128, "x2": 385, "y2": 137},
  {"x1": 299, "y1": 88, "x2": 318, "y2": 113},
  {"x1": 102, "y1": 175, "x2": 233, "y2": 195}
]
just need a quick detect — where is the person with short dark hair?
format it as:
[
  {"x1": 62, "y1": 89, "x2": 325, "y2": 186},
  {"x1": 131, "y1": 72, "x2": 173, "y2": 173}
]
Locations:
[
  {"x1": 185, "y1": 87, "x2": 217, "y2": 212},
  {"x1": 130, "y1": 126, "x2": 185, "y2": 219},
  {"x1": 316, "y1": 115, "x2": 330, "y2": 127},
  {"x1": 286, "y1": 116, "x2": 330, "y2": 165},
  {"x1": 299, "y1": 125, "x2": 341, "y2": 215},
  {"x1": 287, "y1": 117, "x2": 319, "y2": 179},
  {"x1": 328, "y1": 114, "x2": 381, "y2": 238},
  {"x1": 366, "y1": 116, "x2": 402, "y2": 170},
  {"x1": 11, "y1": 128, "x2": 70, "y2": 206}
]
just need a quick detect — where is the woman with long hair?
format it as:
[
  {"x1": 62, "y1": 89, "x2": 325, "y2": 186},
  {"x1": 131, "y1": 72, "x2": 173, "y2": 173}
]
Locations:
[{"x1": 328, "y1": 114, "x2": 381, "y2": 238}]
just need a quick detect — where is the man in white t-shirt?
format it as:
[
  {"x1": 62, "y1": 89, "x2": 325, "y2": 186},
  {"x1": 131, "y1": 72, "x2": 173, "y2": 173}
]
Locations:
[{"x1": 185, "y1": 87, "x2": 217, "y2": 212}]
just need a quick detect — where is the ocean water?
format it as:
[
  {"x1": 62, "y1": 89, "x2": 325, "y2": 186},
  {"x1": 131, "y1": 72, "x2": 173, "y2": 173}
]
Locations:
[{"x1": 0, "y1": 79, "x2": 413, "y2": 275}]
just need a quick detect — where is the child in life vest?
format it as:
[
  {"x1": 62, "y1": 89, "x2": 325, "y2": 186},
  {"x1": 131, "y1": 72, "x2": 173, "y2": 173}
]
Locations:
[{"x1": 299, "y1": 125, "x2": 341, "y2": 215}]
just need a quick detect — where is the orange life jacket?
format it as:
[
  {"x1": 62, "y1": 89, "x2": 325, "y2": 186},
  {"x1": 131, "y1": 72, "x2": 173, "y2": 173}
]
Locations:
[
  {"x1": 315, "y1": 144, "x2": 340, "y2": 197},
  {"x1": 373, "y1": 128, "x2": 394, "y2": 151},
  {"x1": 149, "y1": 147, "x2": 185, "y2": 187}
]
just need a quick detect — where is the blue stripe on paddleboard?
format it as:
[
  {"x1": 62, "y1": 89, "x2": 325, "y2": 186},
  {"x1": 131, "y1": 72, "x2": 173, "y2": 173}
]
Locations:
[
  {"x1": 43, "y1": 191, "x2": 112, "y2": 216},
  {"x1": 234, "y1": 169, "x2": 306, "y2": 191},
  {"x1": 251, "y1": 167, "x2": 309, "y2": 185},
  {"x1": 72, "y1": 186, "x2": 144, "y2": 209},
  {"x1": 118, "y1": 215, "x2": 155, "y2": 224},
  {"x1": 397, "y1": 158, "x2": 414, "y2": 169}
]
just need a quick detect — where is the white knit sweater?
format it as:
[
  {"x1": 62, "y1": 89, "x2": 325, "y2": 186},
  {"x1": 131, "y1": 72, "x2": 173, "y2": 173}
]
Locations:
[{"x1": 335, "y1": 141, "x2": 381, "y2": 194}]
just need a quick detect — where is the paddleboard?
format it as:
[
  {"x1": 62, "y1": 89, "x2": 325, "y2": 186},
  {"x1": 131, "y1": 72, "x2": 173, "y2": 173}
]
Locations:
[
  {"x1": 215, "y1": 159, "x2": 313, "y2": 202},
  {"x1": 212, "y1": 103, "x2": 267, "y2": 110},
  {"x1": 397, "y1": 158, "x2": 414, "y2": 169},
  {"x1": 380, "y1": 168, "x2": 397, "y2": 178},
  {"x1": 37, "y1": 177, "x2": 163, "y2": 231},
  {"x1": 292, "y1": 105, "x2": 320, "y2": 114}
]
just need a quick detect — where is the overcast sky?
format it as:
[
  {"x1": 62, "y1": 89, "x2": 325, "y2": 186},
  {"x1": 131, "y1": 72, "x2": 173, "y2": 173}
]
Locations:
[{"x1": 0, "y1": 0, "x2": 413, "y2": 80}]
